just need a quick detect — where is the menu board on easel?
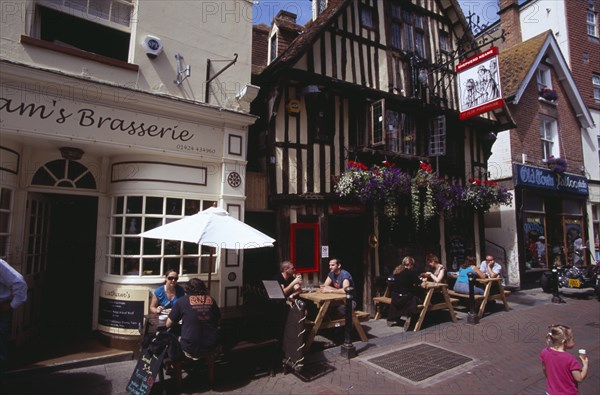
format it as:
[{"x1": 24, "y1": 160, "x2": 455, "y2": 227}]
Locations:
[{"x1": 125, "y1": 347, "x2": 166, "y2": 395}]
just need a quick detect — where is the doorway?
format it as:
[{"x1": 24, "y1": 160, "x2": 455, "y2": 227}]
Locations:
[
  {"x1": 19, "y1": 193, "x2": 98, "y2": 346},
  {"x1": 329, "y1": 215, "x2": 366, "y2": 308}
]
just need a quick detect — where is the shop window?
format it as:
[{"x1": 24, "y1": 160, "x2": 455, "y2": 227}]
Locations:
[
  {"x1": 111, "y1": 196, "x2": 214, "y2": 277},
  {"x1": 32, "y1": 0, "x2": 133, "y2": 62},
  {"x1": 593, "y1": 74, "x2": 600, "y2": 104},
  {"x1": 565, "y1": 218, "x2": 585, "y2": 266},
  {"x1": 32, "y1": 159, "x2": 96, "y2": 189},
  {"x1": 540, "y1": 117, "x2": 559, "y2": 160},
  {"x1": 0, "y1": 188, "x2": 12, "y2": 258},
  {"x1": 290, "y1": 223, "x2": 319, "y2": 273},
  {"x1": 524, "y1": 215, "x2": 547, "y2": 270}
]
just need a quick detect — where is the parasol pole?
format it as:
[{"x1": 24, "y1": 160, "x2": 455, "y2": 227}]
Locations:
[
  {"x1": 206, "y1": 202, "x2": 217, "y2": 294},
  {"x1": 207, "y1": 249, "x2": 214, "y2": 293}
]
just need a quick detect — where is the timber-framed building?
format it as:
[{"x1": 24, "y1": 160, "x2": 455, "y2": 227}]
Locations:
[{"x1": 248, "y1": 0, "x2": 512, "y2": 310}]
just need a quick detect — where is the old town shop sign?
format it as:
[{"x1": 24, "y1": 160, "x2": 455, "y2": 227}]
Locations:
[
  {"x1": 0, "y1": 83, "x2": 222, "y2": 157},
  {"x1": 514, "y1": 164, "x2": 588, "y2": 196}
]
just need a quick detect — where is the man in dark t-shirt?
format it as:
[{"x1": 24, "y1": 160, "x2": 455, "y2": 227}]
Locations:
[
  {"x1": 274, "y1": 260, "x2": 302, "y2": 297},
  {"x1": 167, "y1": 278, "x2": 220, "y2": 356}
]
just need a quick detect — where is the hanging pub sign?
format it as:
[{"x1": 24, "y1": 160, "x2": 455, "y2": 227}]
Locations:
[{"x1": 456, "y1": 46, "x2": 505, "y2": 120}]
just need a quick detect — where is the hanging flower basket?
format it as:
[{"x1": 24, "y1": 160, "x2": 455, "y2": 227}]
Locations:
[
  {"x1": 461, "y1": 178, "x2": 513, "y2": 212},
  {"x1": 411, "y1": 162, "x2": 436, "y2": 230},
  {"x1": 545, "y1": 156, "x2": 567, "y2": 174},
  {"x1": 334, "y1": 160, "x2": 411, "y2": 227},
  {"x1": 334, "y1": 160, "x2": 513, "y2": 228}
]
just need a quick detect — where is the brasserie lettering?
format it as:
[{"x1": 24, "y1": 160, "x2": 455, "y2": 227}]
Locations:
[
  {"x1": 0, "y1": 96, "x2": 195, "y2": 142},
  {"x1": 77, "y1": 109, "x2": 193, "y2": 141}
]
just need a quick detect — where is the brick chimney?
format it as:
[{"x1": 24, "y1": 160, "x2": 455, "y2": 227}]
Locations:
[{"x1": 498, "y1": 0, "x2": 522, "y2": 48}]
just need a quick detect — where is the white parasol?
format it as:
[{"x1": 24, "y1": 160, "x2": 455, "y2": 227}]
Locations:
[{"x1": 139, "y1": 206, "x2": 275, "y2": 290}]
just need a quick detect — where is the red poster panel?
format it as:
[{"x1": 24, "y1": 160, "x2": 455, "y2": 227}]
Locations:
[
  {"x1": 456, "y1": 47, "x2": 505, "y2": 120},
  {"x1": 290, "y1": 223, "x2": 320, "y2": 273}
]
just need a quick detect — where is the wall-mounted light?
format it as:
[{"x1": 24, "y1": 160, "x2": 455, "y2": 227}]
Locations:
[
  {"x1": 174, "y1": 53, "x2": 191, "y2": 85},
  {"x1": 60, "y1": 147, "x2": 84, "y2": 160},
  {"x1": 236, "y1": 84, "x2": 260, "y2": 103}
]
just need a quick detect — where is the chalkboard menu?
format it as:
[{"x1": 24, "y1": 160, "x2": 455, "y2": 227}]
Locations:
[
  {"x1": 126, "y1": 347, "x2": 166, "y2": 395},
  {"x1": 291, "y1": 222, "x2": 319, "y2": 273},
  {"x1": 99, "y1": 297, "x2": 145, "y2": 330}
]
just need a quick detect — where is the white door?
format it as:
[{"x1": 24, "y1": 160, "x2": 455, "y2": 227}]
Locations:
[{"x1": 15, "y1": 193, "x2": 50, "y2": 345}]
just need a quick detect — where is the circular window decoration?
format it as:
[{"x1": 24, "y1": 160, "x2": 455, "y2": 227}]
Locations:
[
  {"x1": 227, "y1": 172, "x2": 242, "y2": 188},
  {"x1": 227, "y1": 272, "x2": 237, "y2": 282}
]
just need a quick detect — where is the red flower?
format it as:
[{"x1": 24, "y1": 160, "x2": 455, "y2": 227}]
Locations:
[
  {"x1": 347, "y1": 160, "x2": 367, "y2": 170},
  {"x1": 420, "y1": 162, "x2": 432, "y2": 173}
]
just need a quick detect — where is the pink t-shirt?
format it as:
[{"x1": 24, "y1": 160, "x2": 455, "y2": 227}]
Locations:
[{"x1": 540, "y1": 347, "x2": 582, "y2": 395}]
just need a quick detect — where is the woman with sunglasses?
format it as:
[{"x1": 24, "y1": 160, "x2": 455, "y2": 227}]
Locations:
[{"x1": 150, "y1": 269, "x2": 185, "y2": 313}]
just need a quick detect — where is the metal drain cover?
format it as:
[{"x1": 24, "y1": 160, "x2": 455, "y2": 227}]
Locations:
[{"x1": 367, "y1": 343, "x2": 472, "y2": 382}]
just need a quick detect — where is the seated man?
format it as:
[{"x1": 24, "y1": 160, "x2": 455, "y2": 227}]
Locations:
[
  {"x1": 480, "y1": 255, "x2": 503, "y2": 279},
  {"x1": 275, "y1": 260, "x2": 303, "y2": 298},
  {"x1": 167, "y1": 278, "x2": 220, "y2": 385},
  {"x1": 321, "y1": 258, "x2": 356, "y2": 315}
]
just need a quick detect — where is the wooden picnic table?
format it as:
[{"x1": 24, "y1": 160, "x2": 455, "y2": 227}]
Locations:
[
  {"x1": 373, "y1": 281, "x2": 458, "y2": 331},
  {"x1": 299, "y1": 291, "x2": 369, "y2": 350},
  {"x1": 447, "y1": 277, "x2": 511, "y2": 318}
]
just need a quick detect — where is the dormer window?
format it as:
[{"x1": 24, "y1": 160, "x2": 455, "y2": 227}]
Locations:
[
  {"x1": 269, "y1": 33, "x2": 277, "y2": 63},
  {"x1": 537, "y1": 66, "x2": 552, "y2": 91}
]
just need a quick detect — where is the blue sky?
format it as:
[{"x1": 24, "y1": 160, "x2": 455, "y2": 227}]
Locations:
[{"x1": 252, "y1": 1, "x2": 503, "y2": 27}]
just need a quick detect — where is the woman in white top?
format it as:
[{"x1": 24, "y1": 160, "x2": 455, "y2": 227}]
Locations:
[{"x1": 421, "y1": 254, "x2": 446, "y2": 283}]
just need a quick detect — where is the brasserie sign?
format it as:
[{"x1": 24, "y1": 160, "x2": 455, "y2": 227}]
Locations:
[
  {"x1": 0, "y1": 84, "x2": 222, "y2": 157},
  {"x1": 514, "y1": 164, "x2": 588, "y2": 196}
]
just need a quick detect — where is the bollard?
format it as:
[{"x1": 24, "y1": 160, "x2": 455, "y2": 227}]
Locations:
[
  {"x1": 340, "y1": 286, "x2": 357, "y2": 359},
  {"x1": 467, "y1": 272, "x2": 479, "y2": 324},
  {"x1": 551, "y1": 268, "x2": 566, "y2": 304}
]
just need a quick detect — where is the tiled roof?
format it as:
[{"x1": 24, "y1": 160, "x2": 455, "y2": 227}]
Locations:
[
  {"x1": 499, "y1": 30, "x2": 551, "y2": 99},
  {"x1": 260, "y1": 0, "x2": 353, "y2": 76}
]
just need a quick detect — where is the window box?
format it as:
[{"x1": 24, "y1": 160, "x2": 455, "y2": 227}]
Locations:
[{"x1": 539, "y1": 87, "x2": 558, "y2": 102}]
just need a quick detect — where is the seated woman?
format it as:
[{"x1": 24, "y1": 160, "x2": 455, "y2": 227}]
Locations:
[
  {"x1": 452, "y1": 256, "x2": 486, "y2": 295},
  {"x1": 422, "y1": 254, "x2": 446, "y2": 283},
  {"x1": 150, "y1": 270, "x2": 186, "y2": 314},
  {"x1": 421, "y1": 254, "x2": 446, "y2": 304},
  {"x1": 387, "y1": 256, "x2": 424, "y2": 331},
  {"x1": 166, "y1": 278, "x2": 221, "y2": 386}
]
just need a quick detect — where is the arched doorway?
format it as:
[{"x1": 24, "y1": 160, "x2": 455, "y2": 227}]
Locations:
[{"x1": 16, "y1": 159, "x2": 98, "y2": 356}]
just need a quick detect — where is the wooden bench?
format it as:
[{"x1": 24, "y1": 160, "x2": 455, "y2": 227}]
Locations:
[
  {"x1": 304, "y1": 310, "x2": 370, "y2": 330},
  {"x1": 373, "y1": 282, "x2": 458, "y2": 331},
  {"x1": 447, "y1": 277, "x2": 511, "y2": 319},
  {"x1": 300, "y1": 292, "x2": 370, "y2": 349}
]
